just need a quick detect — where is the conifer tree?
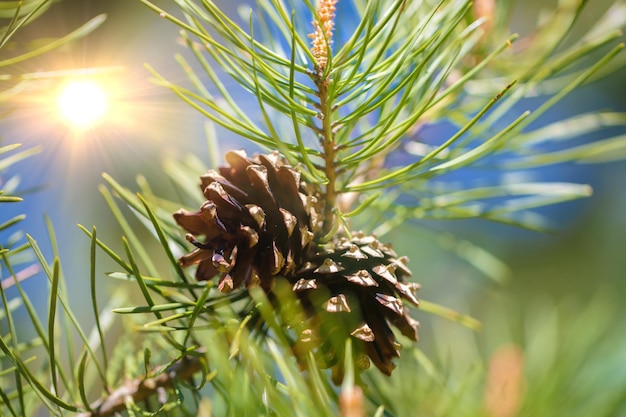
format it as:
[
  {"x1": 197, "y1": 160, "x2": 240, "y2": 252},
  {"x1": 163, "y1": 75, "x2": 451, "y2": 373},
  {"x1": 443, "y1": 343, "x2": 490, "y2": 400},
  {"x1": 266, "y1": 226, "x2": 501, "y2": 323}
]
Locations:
[{"x1": 2, "y1": 0, "x2": 626, "y2": 415}]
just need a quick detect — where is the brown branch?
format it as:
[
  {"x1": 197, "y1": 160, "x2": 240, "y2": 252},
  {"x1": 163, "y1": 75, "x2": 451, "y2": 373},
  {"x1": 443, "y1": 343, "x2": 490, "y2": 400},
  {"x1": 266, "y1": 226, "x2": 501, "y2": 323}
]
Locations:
[{"x1": 78, "y1": 355, "x2": 204, "y2": 417}]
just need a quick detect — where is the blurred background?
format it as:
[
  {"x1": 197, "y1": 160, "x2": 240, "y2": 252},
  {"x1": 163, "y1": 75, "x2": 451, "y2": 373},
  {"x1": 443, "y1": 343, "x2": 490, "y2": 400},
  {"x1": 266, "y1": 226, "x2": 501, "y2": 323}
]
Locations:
[{"x1": 1, "y1": 0, "x2": 625, "y2": 414}]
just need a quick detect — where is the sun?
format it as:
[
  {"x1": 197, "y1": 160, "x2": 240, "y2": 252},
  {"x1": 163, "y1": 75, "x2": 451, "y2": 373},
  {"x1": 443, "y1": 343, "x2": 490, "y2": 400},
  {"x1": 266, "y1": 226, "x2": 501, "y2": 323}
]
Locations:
[{"x1": 57, "y1": 80, "x2": 109, "y2": 128}]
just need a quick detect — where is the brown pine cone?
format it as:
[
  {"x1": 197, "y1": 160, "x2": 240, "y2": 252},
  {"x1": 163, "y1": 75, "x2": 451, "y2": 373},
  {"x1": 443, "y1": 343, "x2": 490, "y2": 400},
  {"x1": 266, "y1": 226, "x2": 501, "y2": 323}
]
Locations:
[
  {"x1": 174, "y1": 151, "x2": 419, "y2": 377},
  {"x1": 291, "y1": 232, "x2": 420, "y2": 376},
  {"x1": 173, "y1": 150, "x2": 321, "y2": 292}
]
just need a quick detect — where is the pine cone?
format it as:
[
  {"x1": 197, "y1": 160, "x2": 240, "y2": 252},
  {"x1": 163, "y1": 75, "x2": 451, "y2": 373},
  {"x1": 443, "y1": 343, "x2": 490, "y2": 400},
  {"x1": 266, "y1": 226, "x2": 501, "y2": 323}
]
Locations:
[
  {"x1": 292, "y1": 232, "x2": 420, "y2": 376},
  {"x1": 174, "y1": 151, "x2": 419, "y2": 377},
  {"x1": 173, "y1": 150, "x2": 321, "y2": 292}
]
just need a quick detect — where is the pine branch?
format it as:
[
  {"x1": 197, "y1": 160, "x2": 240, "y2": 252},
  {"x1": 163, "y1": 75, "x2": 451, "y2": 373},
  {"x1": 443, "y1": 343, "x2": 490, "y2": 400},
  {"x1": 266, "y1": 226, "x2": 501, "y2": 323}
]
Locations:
[
  {"x1": 310, "y1": 0, "x2": 340, "y2": 234},
  {"x1": 78, "y1": 355, "x2": 205, "y2": 417},
  {"x1": 2, "y1": 0, "x2": 626, "y2": 415}
]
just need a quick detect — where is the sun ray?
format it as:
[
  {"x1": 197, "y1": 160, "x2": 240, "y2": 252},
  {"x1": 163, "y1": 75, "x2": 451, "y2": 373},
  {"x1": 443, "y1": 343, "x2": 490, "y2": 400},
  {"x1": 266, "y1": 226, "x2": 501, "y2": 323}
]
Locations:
[{"x1": 57, "y1": 80, "x2": 108, "y2": 129}]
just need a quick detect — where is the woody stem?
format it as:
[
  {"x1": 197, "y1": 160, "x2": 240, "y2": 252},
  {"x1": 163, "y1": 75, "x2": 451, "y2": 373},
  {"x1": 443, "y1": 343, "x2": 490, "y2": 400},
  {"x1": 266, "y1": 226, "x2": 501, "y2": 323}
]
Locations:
[{"x1": 316, "y1": 76, "x2": 336, "y2": 235}]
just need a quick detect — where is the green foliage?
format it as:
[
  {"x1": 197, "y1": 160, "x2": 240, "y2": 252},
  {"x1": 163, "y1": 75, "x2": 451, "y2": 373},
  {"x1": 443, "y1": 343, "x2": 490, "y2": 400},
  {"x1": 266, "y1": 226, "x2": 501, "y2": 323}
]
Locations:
[
  {"x1": 0, "y1": 1, "x2": 107, "y2": 415},
  {"x1": 144, "y1": 0, "x2": 626, "y2": 233},
  {"x1": 1, "y1": 0, "x2": 626, "y2": 416},
  {"x1": 361, "y1": 290, "x2": 626, "y2": 417}
]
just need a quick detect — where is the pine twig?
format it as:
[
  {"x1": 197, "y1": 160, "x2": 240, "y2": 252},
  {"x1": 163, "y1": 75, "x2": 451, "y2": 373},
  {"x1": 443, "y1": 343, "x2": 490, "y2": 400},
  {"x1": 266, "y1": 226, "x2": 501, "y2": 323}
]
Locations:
[
  {"x1": 78, "y1": 355, "x2": 204, "y2": 417},
  {"x1": 309, "y1": 0, "x2": 339, "y2": 234}
]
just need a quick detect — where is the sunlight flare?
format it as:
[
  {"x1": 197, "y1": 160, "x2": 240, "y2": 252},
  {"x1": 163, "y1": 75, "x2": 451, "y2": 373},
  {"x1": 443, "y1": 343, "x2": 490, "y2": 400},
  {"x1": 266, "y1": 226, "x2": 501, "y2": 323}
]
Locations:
[{"x1": 58, "y1": 80, "x2": 108, "y2": 128}]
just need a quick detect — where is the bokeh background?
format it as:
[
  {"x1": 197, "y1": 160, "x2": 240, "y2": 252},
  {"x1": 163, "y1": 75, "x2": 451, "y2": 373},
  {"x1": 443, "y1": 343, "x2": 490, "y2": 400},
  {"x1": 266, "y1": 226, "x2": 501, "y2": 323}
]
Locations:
[{"x1": 2, "y1": 0, "x2": 626, "y2": 414}]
